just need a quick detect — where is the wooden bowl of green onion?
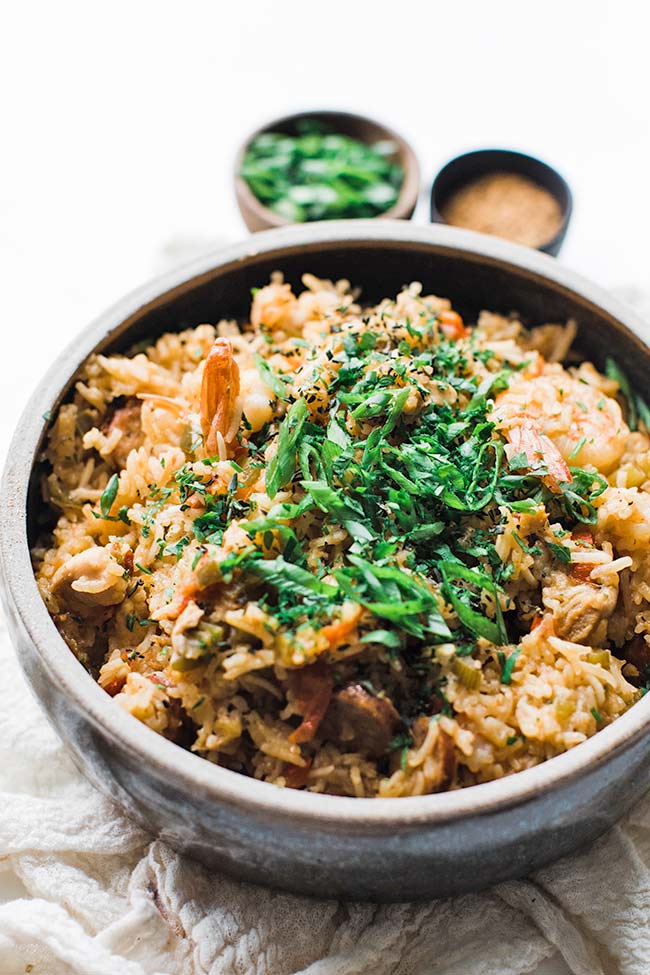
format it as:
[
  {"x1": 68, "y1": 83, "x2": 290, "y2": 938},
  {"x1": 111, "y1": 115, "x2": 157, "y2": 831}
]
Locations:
[{"x1": 235, "y1": 110, "x2": 420, "y2": 232}]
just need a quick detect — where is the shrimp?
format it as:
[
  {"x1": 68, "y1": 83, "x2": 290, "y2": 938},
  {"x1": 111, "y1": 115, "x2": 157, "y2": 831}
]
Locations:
[
  {"x1": 493, "y1": 368, "x2": 629, "y2": 476},
  {"x1": 505, "y1": 419, "x2": 572, "y2": 492},
  {"x1": 200, "y1": 339, "x2": 240, "y2": 455},
  {"x1": 239, "y1": 366, "x2": 274, "y2": 432},
  {"x1": 438, "y1": 310, "x2": 469, "y2": 341},
  {"x1": 251, "y1": 282, "x2": 300, "y2": 335},
  {"x1": 251, "y1": 276, "x2": 348, "y2": 337}
]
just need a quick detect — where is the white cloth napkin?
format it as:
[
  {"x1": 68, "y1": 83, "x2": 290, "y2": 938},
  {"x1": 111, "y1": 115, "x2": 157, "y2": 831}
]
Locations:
[{"x1": 3, "y1": 285, "x2": 650, "y2": 975}]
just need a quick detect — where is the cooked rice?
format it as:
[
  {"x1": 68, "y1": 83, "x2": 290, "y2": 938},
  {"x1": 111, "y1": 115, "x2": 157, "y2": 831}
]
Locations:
[{"x1": 33, "y1": 274, "x2": 650, "y2": 797}]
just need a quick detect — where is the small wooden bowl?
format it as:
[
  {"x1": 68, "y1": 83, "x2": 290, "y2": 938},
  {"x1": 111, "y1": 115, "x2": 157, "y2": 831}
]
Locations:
[{"x1": 234, "y1": 110, "x2": 420, "y2": 232}]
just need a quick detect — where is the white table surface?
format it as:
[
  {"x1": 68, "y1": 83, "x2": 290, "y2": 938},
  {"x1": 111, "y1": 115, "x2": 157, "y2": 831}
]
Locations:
[{"x1": 1, "y1": 2, "x2": 649, "y2": 971}]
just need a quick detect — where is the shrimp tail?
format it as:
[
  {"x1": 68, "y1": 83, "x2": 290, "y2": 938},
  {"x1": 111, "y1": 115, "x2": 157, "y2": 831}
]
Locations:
[{"x1": 200, "y1": 339, "x2": 241, "y2": 455}]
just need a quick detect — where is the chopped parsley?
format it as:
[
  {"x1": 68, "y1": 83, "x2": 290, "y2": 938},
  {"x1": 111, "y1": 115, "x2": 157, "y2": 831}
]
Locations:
[
  {"x1": 199, "y1": 314, "x2": 615, "y2": 659},
  {"x1": 547, "y1": 541, "x2": 572, "y2": 564}
]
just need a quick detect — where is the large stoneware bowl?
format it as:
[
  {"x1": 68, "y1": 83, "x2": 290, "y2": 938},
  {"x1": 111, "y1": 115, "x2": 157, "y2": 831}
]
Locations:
[{"x1": 3, "y1": 222, "x2": 650, "y2": 901}]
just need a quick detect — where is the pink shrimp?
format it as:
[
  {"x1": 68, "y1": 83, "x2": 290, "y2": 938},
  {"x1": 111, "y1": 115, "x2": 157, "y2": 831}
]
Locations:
[{"x1": 505, "y1": 418, "x2": 572, "y2": 492}]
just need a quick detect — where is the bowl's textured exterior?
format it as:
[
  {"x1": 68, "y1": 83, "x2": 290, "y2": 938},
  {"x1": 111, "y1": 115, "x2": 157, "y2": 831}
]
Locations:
[{"x1": 3, "y1": 222, "x2": 650, "y2": 902}]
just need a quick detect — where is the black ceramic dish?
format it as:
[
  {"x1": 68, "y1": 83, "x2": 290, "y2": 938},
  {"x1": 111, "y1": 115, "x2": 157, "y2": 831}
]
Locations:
[
  {"x1": 2, "y1": 222, "x2": 650, "y2": 902},
  {"x1": 430, "y1": 149, "x2": 573, "y2": 256}
]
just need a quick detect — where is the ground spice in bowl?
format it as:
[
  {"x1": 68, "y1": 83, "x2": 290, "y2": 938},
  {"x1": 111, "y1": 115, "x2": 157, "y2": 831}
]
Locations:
[{"x1": 440, "y1": 171, "x2": 564, "y2": 248}]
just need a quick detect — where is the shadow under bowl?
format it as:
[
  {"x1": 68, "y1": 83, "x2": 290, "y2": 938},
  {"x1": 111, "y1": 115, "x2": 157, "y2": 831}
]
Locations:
[{"x1": 2, "y1": 221, "x2": 650, "y2": 902}]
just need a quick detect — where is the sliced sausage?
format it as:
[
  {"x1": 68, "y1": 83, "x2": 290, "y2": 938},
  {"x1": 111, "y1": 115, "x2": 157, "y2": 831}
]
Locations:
[
  {"x1": 284, "y1": 758, "x2": 313, "y2": 789},
  {"x1": 102, "y1": 397, "x2": 143, "y2": 469},
  {"x1": 327, "y1": 684, "x2": 399, "y2": 758},
  {"x1": 287, "y1": 661, "x2": 333, "y2": 745}
]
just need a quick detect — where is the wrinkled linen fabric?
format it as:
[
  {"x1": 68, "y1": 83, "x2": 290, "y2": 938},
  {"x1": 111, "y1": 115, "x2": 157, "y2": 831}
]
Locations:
[
  {"x1": 3, "y1": 598, "x2": 650, "y2": 975},
  {"x1": 3, "y1": 286, "x2": 650, "y2": 975}
]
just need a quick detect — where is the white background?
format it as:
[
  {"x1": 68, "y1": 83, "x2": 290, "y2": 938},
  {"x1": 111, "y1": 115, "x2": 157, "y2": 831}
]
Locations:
[
  {"x1": 2, "y1": 0, "x2": 650, "y2": 460},
  {"x1": 1, "y1": 2, "x2": 649, "y2": 970}
]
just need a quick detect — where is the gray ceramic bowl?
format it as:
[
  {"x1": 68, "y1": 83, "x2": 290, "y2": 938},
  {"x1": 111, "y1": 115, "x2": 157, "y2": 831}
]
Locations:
[{"x1": 3, "y1": 222, "x2": 650, "y2": 902}]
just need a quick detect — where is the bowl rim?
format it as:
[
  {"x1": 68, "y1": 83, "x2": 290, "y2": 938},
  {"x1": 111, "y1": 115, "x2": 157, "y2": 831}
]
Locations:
[
  {"x1": 233, "y1": 109, "x2": 421, "y2": 228},
  {"x1": 3, "y1": 219, "x2": 650, "y2": 828}
]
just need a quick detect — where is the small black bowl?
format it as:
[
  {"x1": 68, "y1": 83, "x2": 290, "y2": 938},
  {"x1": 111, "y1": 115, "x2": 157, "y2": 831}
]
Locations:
[{"x1": 430, "y1": 148, "x2": 572, "y2": 256}]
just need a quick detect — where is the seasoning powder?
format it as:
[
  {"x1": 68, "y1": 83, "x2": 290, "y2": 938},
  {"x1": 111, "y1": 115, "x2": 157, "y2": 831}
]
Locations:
[{"x1": 440, "y1": 171, "x2": 563, "y2": 248}]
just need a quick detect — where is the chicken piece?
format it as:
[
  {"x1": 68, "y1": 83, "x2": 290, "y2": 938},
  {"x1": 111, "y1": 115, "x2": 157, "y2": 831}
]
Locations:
[
  {"x1": 542, "y1": 569, "x2": 618, "y2": 645},
  {"x1": 326, "y1": 684, "x2": 399, "y2": 758},
  {"x1": 51, "y1": 546, "x2": 128, "y2": 616},
  {"x1": 411, "y1": 715, "x2": 433, "y2": 748},
  {"x1": 102, "y1": 397, "x2": 143, "y2": 469}
]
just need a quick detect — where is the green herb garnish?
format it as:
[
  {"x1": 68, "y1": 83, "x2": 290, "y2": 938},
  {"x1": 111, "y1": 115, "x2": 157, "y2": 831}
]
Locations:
[
  {"x1": 266, "y1": 398, "x2": 309, "y2": 498},
  {"x1": 547, "y1": 542, "x2": 572, "y2": 564},
  {"x1": 605, "y1": 357, "x2": 650, "y2": 432},
  {"x1": 100, "y1": 473, "x2": 119, "y2": 517},
  {"x1": 499, "y1": 647, "x2": 522, "y2": 684},
  {"x1": 253, "y1": 353, "x2": 291, "y2": 400},
  {"x1": 239, "y1": 122, "x2": 404, "y2": 222}
]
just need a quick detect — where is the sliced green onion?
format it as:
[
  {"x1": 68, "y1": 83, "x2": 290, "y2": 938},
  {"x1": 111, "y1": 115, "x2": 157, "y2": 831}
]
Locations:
[
  {"x1": 100, "y1": 473, "x2": 119, "y2": 517},
  {"x1": 500, "y1": 647, "x2": 522, "y2": 684}
]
